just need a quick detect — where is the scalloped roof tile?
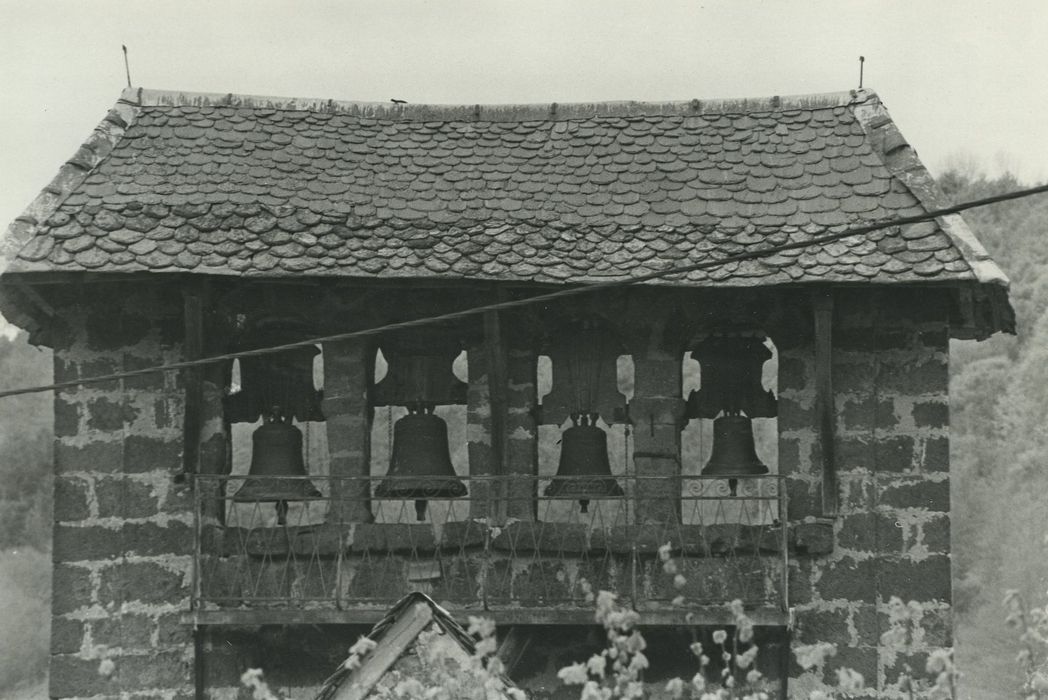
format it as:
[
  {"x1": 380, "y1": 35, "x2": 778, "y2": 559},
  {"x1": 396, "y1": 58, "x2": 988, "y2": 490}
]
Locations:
[{"x1": 0, "y1": 87, "x2": 1010, "y2": 298}]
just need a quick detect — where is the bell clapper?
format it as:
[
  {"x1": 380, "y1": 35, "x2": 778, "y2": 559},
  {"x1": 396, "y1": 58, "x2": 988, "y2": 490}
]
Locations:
[
  {"x1": 414, "y1": 499, "x2": 428, "y2": 521},
  {"x1": 276, "y1": 499, "x2": 289, "y2": 526}
]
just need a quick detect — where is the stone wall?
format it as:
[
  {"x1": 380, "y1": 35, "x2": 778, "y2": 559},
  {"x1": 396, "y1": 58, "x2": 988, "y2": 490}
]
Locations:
[
  {"x1": 49, "y1": 286, "x2": 193, "y2": 699},
  {"x1": 781, "y1": 289, "x2": 953, "y2": 698}
]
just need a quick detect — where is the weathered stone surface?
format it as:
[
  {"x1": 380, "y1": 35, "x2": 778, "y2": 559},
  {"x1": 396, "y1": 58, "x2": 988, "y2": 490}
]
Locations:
[
  {"x1": 877, "y1": 556, "x2": 951, "y2": 602},
  {"x1": 55, "y1": 521, "x2": 193, "y2": 561},
  {"x1": 50, "y1": 615, "x2": 85, "y2": 654},
  {"x1": 879, "y1": 479, "x2": 949, "y2": 511},
  {"x1": 95, "y1": 477, "x2": 159, "y2": 518},
  {"x1": 53, "y1": 476, "x2": 91, "y2": 521},
  {"x1": 99, "y1": 561, "x2": 186, "y2": 606},
  {"x1": 815, "y1": 556, "x2": 877, "y2": 603},
  {"x1": 55, "y1": 439, "x2": 123, "y2": 474},
  {"x1": 54, "y1": 397, "x2": 81, "y2": 437},
  {"x1": 792, "y1": 521, "x2": 834, "y2": 555},
  {"x1": 52, "y1": 563, "x2": 94, "y2": 614},
  {"x1": 91, "y1": 613, "x2": 155, "y2": 648},
  {"x1": 124, "y1": 435, "x2": 181, "y2": 472}
]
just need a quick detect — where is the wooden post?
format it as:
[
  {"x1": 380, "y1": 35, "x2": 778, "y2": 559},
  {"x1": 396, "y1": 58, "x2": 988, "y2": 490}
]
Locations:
[
  {"x1": 484, "y1": 302, "x2": 509, "y2": 519},
  {"x1": 812, "y1": 291, "x2": 837, "y2": 517},
  {"x1": 181, "y1": 288, "x2": 204, "y2": 479},
  {"x1": 323, "y1": 338, "x2": 374, "y2": 524}
]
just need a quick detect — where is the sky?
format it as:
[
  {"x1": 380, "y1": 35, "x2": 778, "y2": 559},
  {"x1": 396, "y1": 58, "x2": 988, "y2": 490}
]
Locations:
[{"x1": 0, "y1": 0, "x2": 1046, "y2": 251}]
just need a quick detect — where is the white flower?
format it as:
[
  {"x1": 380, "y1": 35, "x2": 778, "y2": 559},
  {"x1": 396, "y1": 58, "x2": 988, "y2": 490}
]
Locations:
[
  {"x1": 586, "y1": 653, "x2": 607, "y2": 679},
  {"x1": 736, "y1": 645, "x2": 759, "y2": 669},
  {"x1": 690, "y1": 642, "x2": 704, "y2": 658},
  {"x1": 712, "y1": 629, "x2": 728, "y2": 644},
  {"x1": 665, "y1": 678, "x2": 685, "y2": 698},
  {"x1": 835, "y1": 667, "x2": 865, "y2": 693},
  {"x1": 673, "y1": 574, "x2": 687, "y2": 589},
  {"x1": 557, "y1": 662, "x2": 589, "y2": 685},
  {"x1": 658, "y1": 542, "x2": 673, "y2": 561},
  {"x1": 793, "y1": 642, "x2": 836, "y2": 670},
  {"x1": 691, "y1": 672, "x2": 706, "y2": 692}
]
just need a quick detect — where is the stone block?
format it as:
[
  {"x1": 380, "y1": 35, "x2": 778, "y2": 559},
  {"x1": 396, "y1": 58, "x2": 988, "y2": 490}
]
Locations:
[
  {"x1": 52, "y1": 563, "x2": 95, "y2": 614},
  {"x1": 55, "y1": 439, "x2": 123, "y2": 474},
  {"x1": 912, "y1": 401, "x2": 949, "y2": 428},
  {"x1": 787, "y1": 559, "x2": 814, "y2": 605},
  {"x1": 794, "y1": 607, "x2": 850, "y2": 645},
  {"x1": 50, "y1": 654, "x2": 112, "y2": 698},
  {"x1": 920, "y1": 436, "x2": 949, "y2": 472},
  {"x1": 108, "y1": 650, "x2": 192, "y2": 692},
  {"x1": 784, "y1": 478, "x2": 817, "y2": 520},
  {"x1": 777, "y1": 355, "x2": 809, "y2": 392},
  {"x1": 54, "y1": 397, "x2": 81, "y2": 437},
  {"x1": 873, "y1": 435, "x2": 917, "y2": 473},
  {"x1": 793, "y1": 521, "x2": 834, "y2": 555},
  {"x1": 879, "y1": 478, "x2": 949, "y2": 511},
  {"x1": 837, "y1": 512, "x2": 903, "y2": 554},
  {"x1": 125, "y1": 435, "x2": 181, "y2": 473},
  {"x1": 87, "y1": 396, "x2": 138, "y2": 431},
  {"x1": 881, "y1": 358, "x2": 948, "y2": 395},
  {"x1": 95, "y1": 477, "x2": 159, "y2": 518},
  {"x1": 91, "y1": 613, "x2": 155, "y2": 649},
  {"x1": 54, "y1": 476, "x2": 91, "y2": 521},
  {"x1": 815, "y1": 556, "x2": 877, "y2": 603},
  {"x1": 777, "y1": 395, "x2": 814, "y2": 426},
  {"x1": 346, "y1": 557, "x2": 408, "y2": 601},
  {"x1": 157, "y1": 612, "x2": 193, "y2": 647},
  {"x1": 55, "y1": 521, "x2": 193, "y2": 561},
  {"x1": 921, "y1": 514, "x2": 950, "y2": 554},
  {"x1": 51, "y1": 615, "x2": 85, "y2": 654},
  {"x1": 86, "y1": 309, "x2": 152, "y2": 350},
  {"x1": 876, "y1": 555, "x2": 951, "y2": 603},
  {"x1": 839, "y1": 396, "x2": 897, "y2": 432},
  {"x1": 99, "y1": 561, "x2": 187, "y2": 606},
  {"x1": 822, "y1": 644, "x2": 878, "y2": 690}
]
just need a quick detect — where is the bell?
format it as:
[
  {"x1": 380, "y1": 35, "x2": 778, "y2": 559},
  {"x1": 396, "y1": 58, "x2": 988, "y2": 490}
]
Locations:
[
  {"x1": 702, "y1": 415, "x2": 768, "y2": 495},
  {"x1": 234, "y1": 410, "x2": 322, "y2": 525},
  {"x1": 375, "y1": 406, "x2": 466, "y2": 521},
  {"x1": 545, "y1": 414, "x2": 624, "y2": 512}
]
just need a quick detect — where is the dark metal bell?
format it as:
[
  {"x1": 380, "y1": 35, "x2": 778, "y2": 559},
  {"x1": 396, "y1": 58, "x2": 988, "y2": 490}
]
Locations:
[
  {"x1": 375, "y1": 408, "x2": 466, "y2": 521},
  {"x1": 545, "y1": 415, "x2": 623, "y2": 512},
  {"x1": 702, "y1": 415, "x2": 768, "y2": 495},
  {"x1": 234, "y1": 415, "x2": 322, "y2": 524}
]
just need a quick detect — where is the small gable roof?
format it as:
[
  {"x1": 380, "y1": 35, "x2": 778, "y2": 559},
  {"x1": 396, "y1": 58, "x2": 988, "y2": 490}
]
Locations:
[
  {"x1": 314, "y1": 592, "x2": 516, "y2": 700},
  {"x1": 0, "y1": 86, "x2": 1013, "y2": 336}
]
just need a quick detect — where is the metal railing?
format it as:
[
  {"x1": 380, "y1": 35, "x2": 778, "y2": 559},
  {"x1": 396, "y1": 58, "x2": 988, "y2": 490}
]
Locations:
[{"x1": 192, "y1": 474, "x2": 788, "y2": 619}]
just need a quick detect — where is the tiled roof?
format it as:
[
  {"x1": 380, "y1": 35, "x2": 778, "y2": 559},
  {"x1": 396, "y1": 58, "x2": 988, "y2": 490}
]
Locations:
[{"x1": 1, "y1": 87, "x2": 1008, "y2": 291}]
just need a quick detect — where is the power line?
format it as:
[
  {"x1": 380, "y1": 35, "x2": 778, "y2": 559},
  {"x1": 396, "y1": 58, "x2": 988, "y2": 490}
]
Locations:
[{"x1": 0, "y1": 181, "x2": 1045, "y2": 401}]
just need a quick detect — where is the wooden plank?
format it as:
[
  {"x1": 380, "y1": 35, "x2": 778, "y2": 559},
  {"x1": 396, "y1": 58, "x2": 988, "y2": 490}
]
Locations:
[
  {"x1": 812, "y1": 291, "x2": 837, "y2": 517},
  {"x1": 332, "y1": 602, "x2": 434, "y2": 700},
  {"x1": 182, "y1": 604, "x2": 790, "y2": 628},
  {"x1": 496, "y1": 627, "x2": 534, "y2": 675},
  {"x1": 484, "y1": 288, "x2": 509, "y2": 515}
]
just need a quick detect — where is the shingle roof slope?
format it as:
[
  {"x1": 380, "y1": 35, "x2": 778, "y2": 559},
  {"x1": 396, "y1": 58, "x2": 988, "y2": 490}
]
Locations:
[{"x1": 1, "y1": 87, "x2": 1008, "y2": 290}]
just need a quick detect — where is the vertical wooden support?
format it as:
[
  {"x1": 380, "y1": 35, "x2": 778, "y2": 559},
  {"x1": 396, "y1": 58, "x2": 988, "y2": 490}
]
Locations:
[
  {"x1": 323, "y1": 338, "x2": 374, "y2": 524},
  {"x1": 812, "y1": 291, "x2": 838, "y2": 517},
  {"x1": 182, "y1": 289, "x2": 204, "y2": 480}
]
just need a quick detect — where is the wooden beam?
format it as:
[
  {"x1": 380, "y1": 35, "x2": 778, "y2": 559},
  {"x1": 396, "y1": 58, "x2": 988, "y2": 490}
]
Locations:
[
  {"x1": 332, "y1": 602, "x2": 434, "y2": 700},
  {"x1": 812, "y1": 290, "x2": 837, "y2": 517},
  {"x1": 181, "y1": 287, "x2": 205, "y2": 479},
  {"x1": 484, "y1": 288, "x2": 509, "y2": 515},
  {"x1": 496, "y1": 627, "x2": 534, "y2": 675}
]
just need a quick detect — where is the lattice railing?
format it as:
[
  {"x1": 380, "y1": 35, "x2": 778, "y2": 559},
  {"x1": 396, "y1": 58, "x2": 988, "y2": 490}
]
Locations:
[{"x1": 192, "y1": 475, "x2": 787, "y2": 618}]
